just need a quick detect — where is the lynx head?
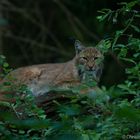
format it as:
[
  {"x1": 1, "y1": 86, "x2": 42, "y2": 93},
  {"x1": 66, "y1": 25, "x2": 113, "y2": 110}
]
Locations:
[{"x1": 74, "y1": 40, "x2": 104, "y2": 82}]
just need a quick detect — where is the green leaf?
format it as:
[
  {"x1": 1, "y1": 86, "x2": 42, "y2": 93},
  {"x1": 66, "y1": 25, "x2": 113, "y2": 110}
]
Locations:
[
  {"x1": 96, "y1": 10, "x2": 111, "y2": 22},
  {"x1": 118, "y1": 48, "x2": 127, "y2": 57},
  {"x1": 49, "y1": 133, "x2": 81, "y2": 140},
  {"x1": 58, "y1": 104, "x2": 81, "y2": 116},
  {"x1": 127, "y1": 1, "x2": 139, "y2": 9},
  {"x1": 115, "y1": 101, "x2": 140, "y2": 122},
  {"x1": 81, "y1": 134, "x2": 90, "y2": 140},
  {"x1": 0, "y1": 101, "x2": 11, "y2": 108},
  {"x1": 3, "y1": 62, "x2": 9, "y2": 68},
  {"x1": 116, "y1": 30, "x2": 123, "y2": 36},
  {"x1": 120, "y1": 57, "x2": 136, "y2": 65},
  {"x1": 88, "y1": 132, "x2": 101, "y2": 140},
  {"x1": 11, "y1": 119, "x2": 51, "y2": 129},
  {"x1": 130, "y1": 24, "x2": 140, "y2": 33}
]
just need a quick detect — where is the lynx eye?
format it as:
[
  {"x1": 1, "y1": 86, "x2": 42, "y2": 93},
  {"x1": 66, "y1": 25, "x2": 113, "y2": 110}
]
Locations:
[
  {"x1": 82, "y1": 57, "x2": 87, "y2": 60},
  {"x1": 80, "y1": 57, "x2": 87, "y2": 62},
  {"x1": 94, "y1": 57, "x2": 98, "y2": 60}
]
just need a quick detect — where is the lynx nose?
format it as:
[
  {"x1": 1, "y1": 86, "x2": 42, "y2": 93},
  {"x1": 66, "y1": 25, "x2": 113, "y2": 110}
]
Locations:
[{"x1": 88, "y1": 66, "x2": 93, "y2": 71}]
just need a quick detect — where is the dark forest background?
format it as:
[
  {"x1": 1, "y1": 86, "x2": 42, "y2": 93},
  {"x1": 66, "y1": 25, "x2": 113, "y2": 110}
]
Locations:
[{"x1": 0, "y1": 0, "x2": 139, "y2": 86}]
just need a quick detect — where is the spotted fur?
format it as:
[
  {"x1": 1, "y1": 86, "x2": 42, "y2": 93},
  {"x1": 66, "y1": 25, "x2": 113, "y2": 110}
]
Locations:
[{"x1": 0, "y1": 40, "x2": 104, "y2": 97}]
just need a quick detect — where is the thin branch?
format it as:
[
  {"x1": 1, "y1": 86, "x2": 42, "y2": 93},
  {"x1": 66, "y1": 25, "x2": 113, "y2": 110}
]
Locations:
[
  {"x1": 53, "y1": 0, "x2": 100, "y2": 41},
  {"x1": 4, "y1": 32, "x2": 69, "y2": 57},
  {"x1": 1, "y1": 0, "x2": 64, "y2": 49}
]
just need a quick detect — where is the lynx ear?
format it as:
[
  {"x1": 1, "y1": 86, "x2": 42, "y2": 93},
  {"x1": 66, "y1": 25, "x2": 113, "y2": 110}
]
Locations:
[{"x1": 75, "y1": 40, "x2": 85, "y2": 54}]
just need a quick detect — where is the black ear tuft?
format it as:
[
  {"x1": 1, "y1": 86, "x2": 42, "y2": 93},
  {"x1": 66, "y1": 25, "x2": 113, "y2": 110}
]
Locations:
[{"x1": 74, "y1": 40, "x2": 85, "y2": 54}]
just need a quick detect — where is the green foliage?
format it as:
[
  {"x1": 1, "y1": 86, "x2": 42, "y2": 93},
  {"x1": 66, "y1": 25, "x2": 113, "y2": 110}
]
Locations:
[
  {"x1": 0, "y1": 55, "x2": 12, "y2": 79},
  {"x1": 0, "y1": 1, "x2": 140, "y2": 139}
]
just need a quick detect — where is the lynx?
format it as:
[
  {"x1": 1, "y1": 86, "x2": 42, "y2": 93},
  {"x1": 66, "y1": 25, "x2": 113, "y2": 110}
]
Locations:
[{"x1": 0, "y1": 40, "x2": 104, "y2": 99}]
